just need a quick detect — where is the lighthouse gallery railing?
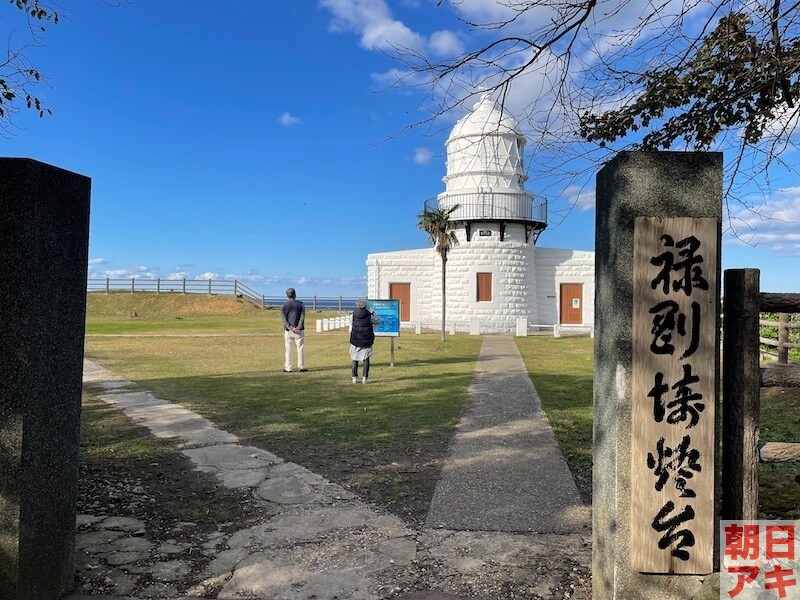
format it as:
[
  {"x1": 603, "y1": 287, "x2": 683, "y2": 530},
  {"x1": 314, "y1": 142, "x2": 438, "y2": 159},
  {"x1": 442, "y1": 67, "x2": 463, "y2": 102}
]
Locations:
[{"x1": 426, "y1": 191, "x2": 547, "y2": 224}]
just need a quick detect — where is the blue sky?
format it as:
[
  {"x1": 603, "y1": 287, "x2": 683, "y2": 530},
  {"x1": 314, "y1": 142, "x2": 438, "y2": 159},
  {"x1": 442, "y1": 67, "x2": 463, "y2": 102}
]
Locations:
[{"x1": 3, "y1": 1, "x2": 798, "y2": 294}]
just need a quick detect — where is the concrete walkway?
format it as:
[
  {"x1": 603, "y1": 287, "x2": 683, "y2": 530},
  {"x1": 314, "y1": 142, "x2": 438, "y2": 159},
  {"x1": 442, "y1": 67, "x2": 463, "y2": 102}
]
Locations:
[{"x1": 426, "y1": 335, "x2": 590, "y2": 533}]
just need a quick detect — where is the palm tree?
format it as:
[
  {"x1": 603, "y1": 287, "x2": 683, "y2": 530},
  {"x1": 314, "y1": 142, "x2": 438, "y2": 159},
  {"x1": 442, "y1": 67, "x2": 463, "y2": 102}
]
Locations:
[{"x1": 417, "y1": 205, "x2": 459, "y2": 342}]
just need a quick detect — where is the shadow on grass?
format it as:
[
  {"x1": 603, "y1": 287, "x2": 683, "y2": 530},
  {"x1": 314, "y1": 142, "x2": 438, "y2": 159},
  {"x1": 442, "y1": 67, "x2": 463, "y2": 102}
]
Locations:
[
  {"x1": 261, "y1": 353, "x2": 480, "y2": 374},
  {"x1": 117, "y1": 367, "x2": 475, "y2": 524}
]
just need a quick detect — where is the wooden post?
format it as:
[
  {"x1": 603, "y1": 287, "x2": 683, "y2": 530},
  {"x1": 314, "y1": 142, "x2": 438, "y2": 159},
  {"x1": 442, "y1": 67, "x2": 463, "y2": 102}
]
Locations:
[
  {"x1": 262, "y1": 295, "x2": 265, "y2": 310},
  {"x1": 721, "y1": 268, "x2": 761, "y2": 520},
  {"x1": 778, "y1": 312, "x2": 789, "y2": 364},
  {"x1": 339, "y1": 296, "x2": 343, "y2": 312},
  {"x1": 208, "y1": 279, "x2": 212, "y2": 295},
  {"x1": 390, "y1": 337, "x2": 395, "y2": 367},
  {"x1": 131, "y1": 277, "x2": 135, "y2": 294},
  {"x1": 182, "y1": 278, "x2": 186, "y2": 294},
  {"x1": 157, "y1": 278, "x2": 160, "y2": 294},
  {"x1": 106, "y1": 277, "x2": 110, "y2": 294},
  {"x1": 313, "y1": 295, "x2": 317, "y2": 311},
  {"x1": 234, "y1": 279, "x2": 238, "y2": 297}
]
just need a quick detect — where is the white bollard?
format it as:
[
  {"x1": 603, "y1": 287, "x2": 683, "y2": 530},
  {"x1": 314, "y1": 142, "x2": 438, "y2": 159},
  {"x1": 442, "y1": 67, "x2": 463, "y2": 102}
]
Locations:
[
  {"x1": 316, "y1": 320, "x2": 322, "y2": 333},
  {"x1": 415, "y1": 322, "x2": 422, "y2": 334},
  {"x1": 449, "y1": 321, "x2": 456, "y2": 336},
  {"x1": 323, "y1": 319, "x2": 330, "y2": 332},
  {"x1": 590, "y1": 325, "x2": 595, "y2": 339},
  {"x1": 553, "y1": 324, "x2": 561, "y2": 338},
  {"x1": 469, "y1": 318, "x2": 480, "y2": 335},
  {"x1": 516, "y1": 317, "x2": 528, "y2": 337}
]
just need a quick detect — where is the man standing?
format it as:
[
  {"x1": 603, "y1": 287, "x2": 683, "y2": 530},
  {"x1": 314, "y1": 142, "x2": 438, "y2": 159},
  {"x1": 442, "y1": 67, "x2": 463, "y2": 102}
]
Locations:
[{"x1": 281, "y1": 288, "x2": 306, "y2": 372}]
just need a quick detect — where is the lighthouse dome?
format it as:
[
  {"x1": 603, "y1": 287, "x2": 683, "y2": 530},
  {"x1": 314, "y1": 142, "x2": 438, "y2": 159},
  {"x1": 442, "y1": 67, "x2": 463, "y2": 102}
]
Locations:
[
  {"x1": 435, "y1": 91, "x2": 547, "y2": 236},
  {"x1": 447, "y1": 92, "x2": 522, "y2": 142},
  {"x1": 442, "y1": 91, "x2": 529, "y2": 194}
]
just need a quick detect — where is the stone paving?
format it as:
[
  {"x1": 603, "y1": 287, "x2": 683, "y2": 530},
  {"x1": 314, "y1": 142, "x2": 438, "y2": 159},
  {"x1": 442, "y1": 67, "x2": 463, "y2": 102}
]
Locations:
[{"x1": 71, "y1": 359, "x2": 591, "y2": 599}]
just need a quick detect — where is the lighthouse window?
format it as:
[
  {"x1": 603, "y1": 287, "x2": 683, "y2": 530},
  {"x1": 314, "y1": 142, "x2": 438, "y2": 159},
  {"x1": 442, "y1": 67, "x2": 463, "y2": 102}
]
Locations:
[{"x1": 477, "y1": 273, "x2": 493, "y2": 302}]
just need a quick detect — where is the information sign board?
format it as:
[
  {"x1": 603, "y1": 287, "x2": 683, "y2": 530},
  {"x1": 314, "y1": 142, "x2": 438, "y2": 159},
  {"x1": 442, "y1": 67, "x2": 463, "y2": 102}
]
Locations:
[{"x1": 367, "y1": 299, "x2": 400, "y2": 337}]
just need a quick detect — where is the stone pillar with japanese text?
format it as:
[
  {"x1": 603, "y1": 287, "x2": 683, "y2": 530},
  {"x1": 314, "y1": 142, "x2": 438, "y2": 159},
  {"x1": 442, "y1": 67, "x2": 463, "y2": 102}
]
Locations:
[{"x1": 593, "y1": 151, "x2": 722, "y2": 600}]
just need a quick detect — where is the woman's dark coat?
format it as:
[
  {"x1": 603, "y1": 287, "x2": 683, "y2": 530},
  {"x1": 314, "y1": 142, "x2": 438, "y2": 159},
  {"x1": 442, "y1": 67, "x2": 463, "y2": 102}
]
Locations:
[{"x1": 350, "y1": 307, "x2": 375, "y2": 348}]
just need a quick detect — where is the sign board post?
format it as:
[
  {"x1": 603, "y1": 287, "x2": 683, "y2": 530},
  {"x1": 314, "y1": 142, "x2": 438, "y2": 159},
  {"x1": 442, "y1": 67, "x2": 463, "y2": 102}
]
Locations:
[
  {"x1": 367, "y1": 299, "x2": 400, "y2": 367},
  {"x1": 593, "y1": 151, "x2": 722, "y2": 600},
  {"x1": 631, "y1": 217, "x2": 718, "y2": 574}
]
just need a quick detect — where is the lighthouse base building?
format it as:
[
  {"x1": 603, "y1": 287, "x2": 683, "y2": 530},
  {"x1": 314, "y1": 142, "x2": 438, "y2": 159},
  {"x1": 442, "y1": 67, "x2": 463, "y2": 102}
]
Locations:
[
  {"x1": 366, "y1": 225, "x2": 594, "y2": 333},
  {"x1": 366, "y1": 92, "x2": 595, "y2": 334}
]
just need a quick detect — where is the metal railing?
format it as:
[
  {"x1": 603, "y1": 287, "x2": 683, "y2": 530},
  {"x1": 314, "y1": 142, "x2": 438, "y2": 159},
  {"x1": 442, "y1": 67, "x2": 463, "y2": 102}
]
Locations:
[
  {"x1": 425, "y1": 191, "x2": 548, "y2": 224},
  {"x1": 87, "y1": 278, "x2": 361, "y2": 312}
]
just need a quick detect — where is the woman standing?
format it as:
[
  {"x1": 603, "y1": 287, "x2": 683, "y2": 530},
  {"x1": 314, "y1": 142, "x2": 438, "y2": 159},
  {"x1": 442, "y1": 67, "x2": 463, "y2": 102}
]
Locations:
[{"x1": 350, "y1": 298, "x2": 381, "y2": 384}]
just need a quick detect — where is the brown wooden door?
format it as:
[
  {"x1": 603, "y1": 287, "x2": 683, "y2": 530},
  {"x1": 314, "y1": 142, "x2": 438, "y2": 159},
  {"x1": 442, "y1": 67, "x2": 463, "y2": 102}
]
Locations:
[
  {"x1": 476, "y1": 273, "x2": 492, "y2": 302},
  {"x1": 560, "y1": 283, "x2": 583, "y2": 324},
  {"x1": 390, "y1": 283, "x2": 411, "y2": 322}
]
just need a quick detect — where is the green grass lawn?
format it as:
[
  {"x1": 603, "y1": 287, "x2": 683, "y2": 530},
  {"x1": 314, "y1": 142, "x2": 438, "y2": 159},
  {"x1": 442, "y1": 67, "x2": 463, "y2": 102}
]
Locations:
[
  {"x1": 86, "y1": 330, "x2": 480, "y2": 454},
  {"x1": 84, "y1": 295, "x2": 482, "y2": 521},
  {"x1": 515, "y1": 336, "x2": 594, "y2": 503}
]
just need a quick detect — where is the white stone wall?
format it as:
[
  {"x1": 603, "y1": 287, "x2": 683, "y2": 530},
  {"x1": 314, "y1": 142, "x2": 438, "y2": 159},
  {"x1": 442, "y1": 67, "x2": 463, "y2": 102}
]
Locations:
[
  {"x1": 443, "y1": 222, "x2": 536, "y2": 332},
  {"x1": 366, "y1": 248, "x2": 437, "y2": 325},
  {"x1": 533, "y1": 247, "x2": 595, "y2": 326}
]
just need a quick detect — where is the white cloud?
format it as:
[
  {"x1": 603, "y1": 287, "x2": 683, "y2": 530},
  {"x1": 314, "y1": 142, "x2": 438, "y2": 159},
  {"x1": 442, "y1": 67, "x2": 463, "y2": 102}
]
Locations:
[
  {"x1": 320, "y1": 0, "x2": 461, "y2": 58},
  {"x1": 197, "y1": 272, "x2": 220, "y2": 280},
  {"x1": 88, "y1": 258, "x2": 108, "y2": 266},
  {"x1": 166, "y1": 271, "x2": 193, "y2": 280},
  {"x1": 413, "y1": 147, "x2": 434, "y2": 164},
  {"x1": 428, "y1": 30, "x2": 464, "y2": 57},
  {"x1": 727, "y1": 188, "x2": 800, "y2": 255},
  {"x1": 320, "y1": 0, "x2": 425, "y2": 51},
  {"x1": 277, "y1": 112, "x2": 303, "y2": 127},
  {"x1": 562, "y1": 185, "x2": 595, "y2": 212},
  {"x1": 447, "y1": 0, "x2": 535, "y2": 27},
  {"x1": 99, "y1": 267, "x2": 159, "y2": 279}
]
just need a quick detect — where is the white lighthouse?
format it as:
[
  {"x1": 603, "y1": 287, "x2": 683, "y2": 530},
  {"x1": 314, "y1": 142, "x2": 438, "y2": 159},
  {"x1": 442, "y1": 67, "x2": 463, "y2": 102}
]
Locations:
[{"x1": 367, "y1": 93, "x2": 595, "y2": 333}]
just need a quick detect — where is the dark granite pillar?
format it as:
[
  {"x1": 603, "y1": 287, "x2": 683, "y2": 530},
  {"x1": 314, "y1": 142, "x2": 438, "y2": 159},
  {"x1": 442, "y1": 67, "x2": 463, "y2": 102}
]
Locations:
[
  {"x1": 593, "y1": 151, "x2": 721, "y2": 600},
  {"x1": 0, "y1": 158, "x2": 91, "y2": 600}
]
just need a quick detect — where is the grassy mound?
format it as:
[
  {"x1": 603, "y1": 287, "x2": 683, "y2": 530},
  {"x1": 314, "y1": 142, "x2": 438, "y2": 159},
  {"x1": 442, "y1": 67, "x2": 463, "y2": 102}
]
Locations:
[{"x1": 86, "y1": 291, "x2": 261, "y2": 318}]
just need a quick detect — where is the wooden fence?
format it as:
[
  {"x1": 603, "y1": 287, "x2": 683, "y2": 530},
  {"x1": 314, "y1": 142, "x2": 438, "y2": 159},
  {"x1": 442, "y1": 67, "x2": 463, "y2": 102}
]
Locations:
[
  {"x1": 759, "y1": 310, "x2": 800, "y2": 365},
  {"x1": 721, "y1": 269, "x2": 800, "y2": 520},
  {"x1": 86, "y1": 278, "x2": 360, "y2": 312}
]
